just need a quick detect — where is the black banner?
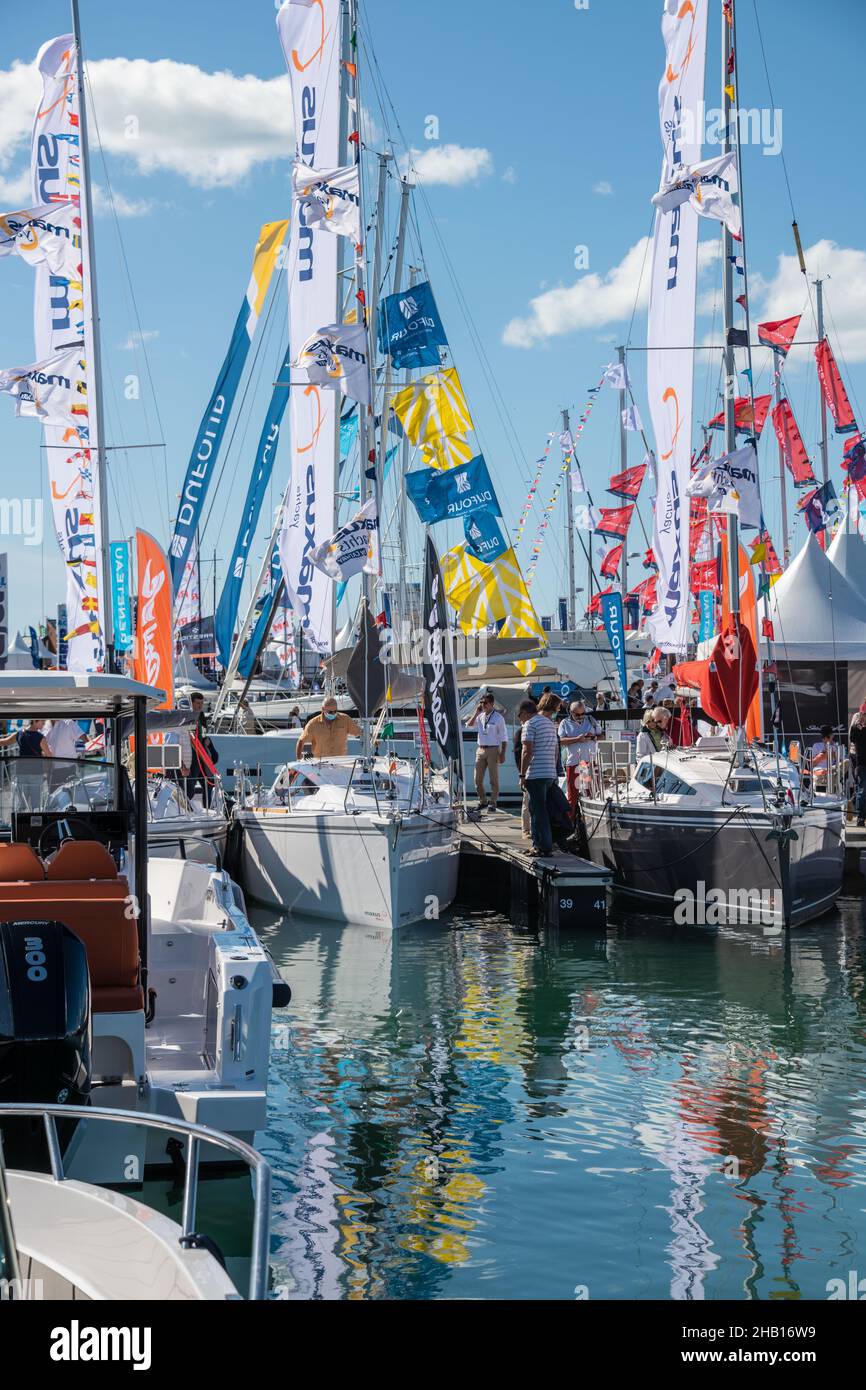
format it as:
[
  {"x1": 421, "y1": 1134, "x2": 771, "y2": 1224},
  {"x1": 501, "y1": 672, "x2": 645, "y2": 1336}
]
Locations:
[{"x1": 421, "y1": 535, "x2": 461, "y2": 764}]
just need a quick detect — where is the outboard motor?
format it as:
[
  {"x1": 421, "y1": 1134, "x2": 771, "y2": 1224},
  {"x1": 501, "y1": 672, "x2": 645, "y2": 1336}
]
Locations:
[{"x1": 0, "y1": 920, "x2": 92, "y2": 1168}]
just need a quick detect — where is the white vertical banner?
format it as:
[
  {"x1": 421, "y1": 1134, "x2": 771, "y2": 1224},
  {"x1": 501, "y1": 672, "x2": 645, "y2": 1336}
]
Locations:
[
  {"x1": 175, "y1": 543, "x2": 201, "y2": 627},
  {"x1": 30, "y1": 34, "x2": 104, "y2": 671},
  {"x1": 276, "y1": 0, "x2": 341, "y2": 654},
  {"x1": 647, "y1": 0, "x2": 707, "y2": 654}
]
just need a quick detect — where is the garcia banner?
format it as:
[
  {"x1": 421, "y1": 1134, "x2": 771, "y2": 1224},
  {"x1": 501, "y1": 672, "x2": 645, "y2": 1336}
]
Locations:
[
  {"x1": 169, "y1": 219, "x2": 288, "y2": 594},
  {"x1": 599, "y1": 590, "x2": 628, "y2": 706},
  {"x1": 31, "y1": 33, "x2": 103, "y2": 672},
  {"x1": 215, "y1": 345, "x2": 291, "y2": 668},
  {"x1": 133, "y1": 530, "x2": 173, "y2": 709},
  {"x1": 422, "y1": 534, "x2": 461, "y2": 764},
  {"x1": 647, "y1": 0, "x2": 708, "y2": 654},
  {"x1": 109, "y1": 541, "x2": 133, "y2": 652},
  {"x1": 277, "y1": 0, "x2": 341, "y2": 656}
]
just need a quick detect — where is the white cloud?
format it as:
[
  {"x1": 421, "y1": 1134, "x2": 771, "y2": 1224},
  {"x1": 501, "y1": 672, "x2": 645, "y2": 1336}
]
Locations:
[
  {"x1": 403, "y1": 143, "x2": 493, "y2": 187},
  {"x1": 502, "y1": 238, "x2": 651, "y2": 348},
  {"x1": 92, "y1": 184, "x2": 155, "y2": 218},
  {"x1": 0, "y1": 54, "x2": 293, "y2": 192},
  {"x1": 502, "y1": 165, "x2": 517, "y2": 185},
  {"x1": 756, "y1": 238, "x2": 866, "y2": 363},
  {"x1": 593, "y1": 180, "x2": 613, "y2": 196},
  {"x1": 119, "y1": 329, "x2": 160, "y2": 351}
]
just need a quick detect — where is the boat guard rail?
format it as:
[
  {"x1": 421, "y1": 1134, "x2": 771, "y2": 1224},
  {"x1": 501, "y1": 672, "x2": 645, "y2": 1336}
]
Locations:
[{"x1": 0, "y1": 1102, "x2": 271, "y2": 1300}]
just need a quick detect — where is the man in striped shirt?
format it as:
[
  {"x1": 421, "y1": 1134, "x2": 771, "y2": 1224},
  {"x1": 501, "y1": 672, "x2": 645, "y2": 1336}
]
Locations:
[{"x1": 519, "y1": 694, "x2": 559, "y2": 856}]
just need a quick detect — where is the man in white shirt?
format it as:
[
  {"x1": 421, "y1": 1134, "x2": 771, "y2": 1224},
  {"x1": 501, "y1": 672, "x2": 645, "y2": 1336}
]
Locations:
[
  {"x1": 466, "y1": 691, "x2": 507, "y2": 812},
  {"x1": 45, "y1": 718, "x2": 83, "y2": 793},
  {"x1": 558, "y1": 700, "x2": 602, "y2": 811}
]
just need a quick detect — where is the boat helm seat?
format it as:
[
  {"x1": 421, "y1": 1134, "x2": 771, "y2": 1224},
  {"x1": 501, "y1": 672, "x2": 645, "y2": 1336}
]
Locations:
[{"x1": 0, "y1": 839, "x2": 142, "y2": 1013}]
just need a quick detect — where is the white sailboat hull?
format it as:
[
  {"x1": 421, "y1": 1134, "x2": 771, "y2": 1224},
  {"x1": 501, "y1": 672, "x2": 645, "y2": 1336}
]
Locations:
[{"x1": 238, "y1": 806, "x2": 459, "y2": 929}]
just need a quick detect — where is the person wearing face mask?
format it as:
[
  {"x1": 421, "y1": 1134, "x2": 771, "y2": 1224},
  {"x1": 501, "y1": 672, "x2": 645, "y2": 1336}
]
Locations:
[{"x1": 296, "y1": 697, "x2": 362, "y2": 759}]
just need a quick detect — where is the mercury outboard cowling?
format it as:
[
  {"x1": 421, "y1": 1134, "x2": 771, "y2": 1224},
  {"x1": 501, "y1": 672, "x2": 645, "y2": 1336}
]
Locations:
[{"x1": 0, "y1": 920, "x2": 92, "y2": 1168}]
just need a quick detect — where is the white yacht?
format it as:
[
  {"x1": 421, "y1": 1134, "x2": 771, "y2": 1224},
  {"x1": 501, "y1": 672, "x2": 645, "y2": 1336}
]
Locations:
[
  {"x1": 0, "y1": 673, "x2": 288, "y2": 1185},
  {"x1": 235, "y1": 754, "x2": 458, "y2": 929},
  {"x1": 0, "y1": 1103, "x2": 270, "y2": 1300}
]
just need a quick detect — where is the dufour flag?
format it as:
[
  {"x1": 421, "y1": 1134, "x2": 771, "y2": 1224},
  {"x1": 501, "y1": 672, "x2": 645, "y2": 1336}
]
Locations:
[
  {"x1": 0, "y1": 202, "x2": 81, "y2": 278},
  {"x1": 169, "y1": 219, "x2": 288, "y2": 594},
  {"x1": 277, "y1": 0, "x2": 341, "y2": 656},
  {"x1": 406, "y1": 454, "x2": 501, "y2": 526},
  {"x1": 31, "y1": 34, "x2": 103, "y2": 671},
  {"x1": 647, "y1": 0, "x2": 708, "y2": 654},
  {"x1": 109, "y1": 541, "x2": 133, "y2": 652},
  {"x1": 0, "y1": 346, "x2": 85, "y2": 427},
  {"x1": 293, "y1": 322, "x2": 371, "y2": 405},
  {"x1": 378, "y1": 280, "x2": 448, "y2": 370},
  {"x1": 310, "y1": 495, "x2": 380, "y2": 581},
  {"x1": 215, "y1": 346, "x2": 291, "y2": 667},
  {"x1": 600, "y1": 591, "x2": 628, "y2": 705},
  {"x1": 133, "y1": 530, "x2": 173, "y2": 710},
  {"x1": 464, "y1": 511, "x2": 507, "y2": 564},
  {"x1": 292, "y1": 160, "x2": 360, "y2": 240}
]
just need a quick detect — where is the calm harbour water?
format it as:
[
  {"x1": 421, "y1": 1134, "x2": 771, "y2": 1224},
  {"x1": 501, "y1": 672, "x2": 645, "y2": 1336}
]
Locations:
[{"x1": 252, "y1": 898, "x2": 866, "y2": 1301}]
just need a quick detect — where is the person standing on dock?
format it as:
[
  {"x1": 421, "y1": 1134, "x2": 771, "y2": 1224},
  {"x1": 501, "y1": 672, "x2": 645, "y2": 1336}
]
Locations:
[
  {"x1": 296, "y1": 697, "x2": 361, "y2": 760},
  {"x1": 849, "y1": 704, "x2": 866, "y2": 826},
  {"x1": 519, "y1": 695, "x2": 558, "y2": 857},
  {"x1": 466, "y1": 692, "x2": 507, "y2": 813},
  {"x1": 558, "y1": 700, "x2": 602, "y2": 812}
]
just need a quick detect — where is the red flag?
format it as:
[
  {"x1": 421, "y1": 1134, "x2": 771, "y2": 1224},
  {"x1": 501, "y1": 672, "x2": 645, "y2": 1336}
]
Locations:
[
  {"x1": 643, "y1": 547, "x2": 656, "y2": 569},
  {"x1": 772, "y1": 398, "x2": 816, "y2": 486},
  {"x1": 607, "y1": 462, "x2": 647, "y2": 500},
  {"x1": 708, "y1": 394, "x2": 771, "y2": 436},
  {"x1": 600, "y1": 543, "x2": 623, "y2": 578},
  {"x1": 586, "y1": 585, "x2": 614, "y2": 617},
  {"x1": 815, "y1": 337, "x2": 857, "y2": 434},
  {"x1": 627, "y1": 574, "x2": 657, "y2": 611},
  {"x1": 758, "y1": 315, "x2": 801, "y2": 358},
  {"x1": 596, "y1": 504, "x2": 634, "y2": 539},
  {"x1": 690, "y1": 559, "x2": 720, "y2": 595},
  {"x1": 761, "y1": 617, "x2": 775, "y2": 640},
  {"x1": 647, "y1": 646, "x2": 662, "y2": 675}
]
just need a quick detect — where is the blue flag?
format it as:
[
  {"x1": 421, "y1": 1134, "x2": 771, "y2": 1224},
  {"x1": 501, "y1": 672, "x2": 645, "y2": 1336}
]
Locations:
[
  {"x1": 599, "y1": 591, "x2": 627, "y2": 705},
  {"x1": 464, "y1": 511, "x2": 507, "y2": 563},
  {"x1": 109, "y1": 541, "x2": 134, "y2": 652},
  {"x1": 238, "y1": 546, "x2": 282, "y2": 680},
  {"x1": 378, "y1": 280, "x2": 448, "y2": 369},
  {"x1": 215, "y1": 347, "x2": 291, "y2": 667},
  {"x1": 406, "y1": 454, "x2": 501, "y2": 525},
  {"x1": 803, "y1": 479, "x2": 840, "y2": 534},
  {"x1": 698, "y1": 590, "x2": 715, "y2": 644}
]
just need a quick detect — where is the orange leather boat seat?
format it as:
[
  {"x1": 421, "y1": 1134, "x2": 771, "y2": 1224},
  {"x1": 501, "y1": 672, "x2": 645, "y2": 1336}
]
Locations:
[{"x1": 0, "y1": 841, "x2": 142, "y2": 1012}]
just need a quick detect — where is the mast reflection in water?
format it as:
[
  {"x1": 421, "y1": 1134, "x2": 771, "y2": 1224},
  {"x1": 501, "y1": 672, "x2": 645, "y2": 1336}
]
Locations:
[{"x1": 254, "y1": 901, "x2": 866, "y2": 1300}]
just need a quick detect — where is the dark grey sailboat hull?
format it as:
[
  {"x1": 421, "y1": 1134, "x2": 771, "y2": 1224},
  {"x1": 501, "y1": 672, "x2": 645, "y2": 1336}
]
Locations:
[{"x1": 583, "y1": 799, "x2": 844, "y2": 928}]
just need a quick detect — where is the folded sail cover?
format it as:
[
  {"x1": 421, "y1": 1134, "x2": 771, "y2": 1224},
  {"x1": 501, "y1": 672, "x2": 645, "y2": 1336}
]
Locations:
[
  {"x1": 674, "y1": 617, "x2": 759, "y2": 731},
  {"x1": 771, "y1": 398, "x2": 815, "y2": 486},
  {"x1": 815, "y1": 337, "x2": 857, "y2": 434}
]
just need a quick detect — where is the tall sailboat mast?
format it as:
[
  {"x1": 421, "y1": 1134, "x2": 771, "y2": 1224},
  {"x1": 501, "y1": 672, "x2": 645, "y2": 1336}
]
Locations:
[
  {"x1": 720, "y1": 0, "x2": 739, "y2": 624},
  {"x1": 70, "y1": 0, "x2": 114, "y2": 669}
]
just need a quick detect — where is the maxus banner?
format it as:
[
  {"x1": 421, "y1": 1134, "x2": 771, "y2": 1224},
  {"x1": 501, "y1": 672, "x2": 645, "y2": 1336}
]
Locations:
[
  {"x1": 647, "y1": 0, "x2": 708, "y2": 654},
  {"x1": 277, "y1": 0, "x2": 341, "y2": 655}
]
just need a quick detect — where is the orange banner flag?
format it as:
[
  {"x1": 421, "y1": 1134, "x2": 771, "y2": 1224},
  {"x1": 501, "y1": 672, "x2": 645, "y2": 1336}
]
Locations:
[{"x1": 133, "y1": 530, "x2": 174, "y2": 710}]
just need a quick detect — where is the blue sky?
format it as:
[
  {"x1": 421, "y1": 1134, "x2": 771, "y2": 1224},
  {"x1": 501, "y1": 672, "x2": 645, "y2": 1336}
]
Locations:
[{"x1": 1, "y1": 0, "x2": 864, "y2": 637}]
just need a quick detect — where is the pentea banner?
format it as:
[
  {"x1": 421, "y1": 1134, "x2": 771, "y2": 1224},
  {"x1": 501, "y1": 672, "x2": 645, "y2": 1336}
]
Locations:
[{"x1": 133, "y1": 530, "x2": 173, "y2": 709}]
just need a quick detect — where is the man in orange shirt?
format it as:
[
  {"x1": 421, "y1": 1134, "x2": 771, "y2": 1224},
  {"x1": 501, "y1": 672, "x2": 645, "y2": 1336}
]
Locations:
[{"x1": 296, "y1": 697, "x2": 362, "y2": 759}]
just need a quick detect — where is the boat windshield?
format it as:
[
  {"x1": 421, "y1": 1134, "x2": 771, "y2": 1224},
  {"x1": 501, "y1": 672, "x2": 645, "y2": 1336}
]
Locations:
[{"x1": 0, "y1": 755, "x2": 126, "y2": 826}]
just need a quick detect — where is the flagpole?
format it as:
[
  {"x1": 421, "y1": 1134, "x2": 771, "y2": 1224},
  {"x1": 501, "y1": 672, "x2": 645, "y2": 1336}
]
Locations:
[
  {"x1": 71, "y1": 0, "x2": 114, "y2": 670},
  {"x1": 814, "y1": 278, "x2": 830, "y2": 486},
  {"x1": 772, "y1": 347, "x2": 790, "y2": 564},
  {"x1": 721, "y1": 2, "x2": 739, "y2": 624},
  {"x1": 618, "y1": 346, "x2": 628, "y2": 609},
  {"x1": 561, "y1": 407, "x2": 576, "y2": 632}
]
